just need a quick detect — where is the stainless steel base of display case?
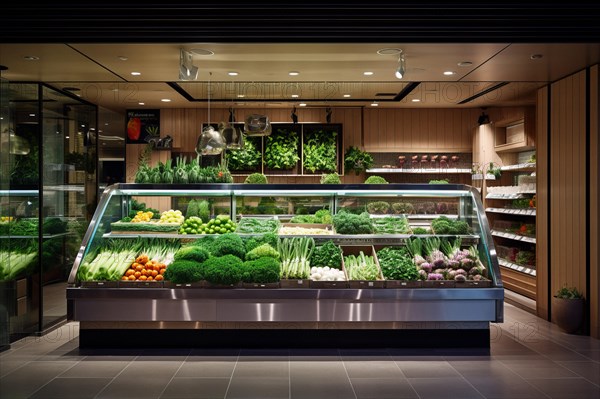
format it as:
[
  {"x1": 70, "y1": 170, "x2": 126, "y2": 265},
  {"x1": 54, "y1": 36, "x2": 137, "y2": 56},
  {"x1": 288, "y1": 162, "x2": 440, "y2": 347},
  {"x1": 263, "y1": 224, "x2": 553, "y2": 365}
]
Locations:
[{"x1": 68, "y1": 286, "x2": 503, "y2": 349}]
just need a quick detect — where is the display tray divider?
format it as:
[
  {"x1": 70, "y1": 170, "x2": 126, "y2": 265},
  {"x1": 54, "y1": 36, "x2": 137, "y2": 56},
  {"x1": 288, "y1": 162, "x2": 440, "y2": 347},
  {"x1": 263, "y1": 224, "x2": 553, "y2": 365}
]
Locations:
[
  {"x1": 384, "y1": 280, "x2": 423, "y2": 288},
  {"x1": 279, "y1": 279, "x2": 311, "y2": 288},
  {"x1": 422, "y1": 280, "x2": 456, "y2": 288},
  {"x1": 309, "y1": 280, "x2": 349, "y2": 289},
  {"x1": 163, "y1": 281, "x2": 207, "y2": 289},
  {"x1": 205, "y1": 282, "x2": 243, "y2": 289},
  {"x1": 455, "y1": 280, "x2": 492, "y2": 288},
  {"x1": 80, "y1": 281, "x2": 119, "y2": 288},
  {"x1": 118, "y1": 281, "x2": 164, "y2": 288},
  {"x1": 242, "y1": 282, "x2": 281, "y2": 289}
]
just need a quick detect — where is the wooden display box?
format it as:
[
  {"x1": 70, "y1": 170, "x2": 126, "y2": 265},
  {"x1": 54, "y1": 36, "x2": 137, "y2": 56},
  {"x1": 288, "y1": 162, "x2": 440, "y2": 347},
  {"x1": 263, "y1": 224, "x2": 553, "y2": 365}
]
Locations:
[
  {"x1": 280, "y1": 279, "x2": 311, "y2": 288},
  {"x1": 340, "y1": 245, "x2": 385, "y2": 288},
  {"x1": 80, "y1": 281, "x2": 119, "y2": 288},
  {"x1": 242, "y1": 282, "x2": 281, "y2": 289},
  {"x1": 118, "y1": 280, "x2": 164, "y2": 288},
  {"x1": 422, "y1": 280, "x2": 456, "y2": 288}
]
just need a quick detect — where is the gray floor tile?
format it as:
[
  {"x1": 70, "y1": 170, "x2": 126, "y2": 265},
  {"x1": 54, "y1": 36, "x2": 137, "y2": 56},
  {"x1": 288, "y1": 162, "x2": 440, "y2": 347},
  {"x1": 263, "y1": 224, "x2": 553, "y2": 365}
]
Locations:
[
  {"x1": 0, "y1": 360, "x2": 77, "y2": 398},
  {"x1": 408, "y1": 377, "x2": 485, "y2": 399},
  {"x1": 343, "y1": 359, "x2": 404, "y2": 378},
  {"x1": 500, "y1": 360, "x2": 580, "y2": 379},
  {"x1": 58, "y1": 360, "x2": 132, "y2": 378},
  {"x1": 351, "y1": 377, "x2": 418, "y2": 398},
  {"x1": 176, "y1": 360, "x2": 236, "y2": 378},
  {"x1": 575, "y1": 349, "x2": 600, "y2": 362},
  {"x1": 290, "y1": 360, "x2": 348, "y2": 378},
  {"x1": 466, "y1": 375, "x2": 550, "y2": 398},
  {"x1": 233, "y1": 360, "x2": 289, "y2": 378},
  {"x1": 160, "y1": 377, "x2": 230, "y2": 398},
  {"x1": 95, "y1": 376, "x2": 172, "y2": 399},
  {"x1": 524, "y1": 341, "x2": 592, "y2": 361},
  {"x1": 226, "y1": 377, "x2": 289, "y2": 399},
  {"x1": 290, "y1": 374, "x2": 355, "y2": 399},
  {"x1": 557, "y1": 361, "x2": 600, "y2": 385},
  {"x1": 526, "y1": 377, "x2": 600, "y2": 399},
  {"x1": 29, "y1": 377, "x2": 112, "y2": 399},
  {"x1": 395, "y1": 360, "x2": 461, "y2": 378},
  {"x1": 0, "y1": 358, "x2": 30, "y2": 378},
  {"x1": 449, "y1": 359, "x2": 517, "y2": 379}
]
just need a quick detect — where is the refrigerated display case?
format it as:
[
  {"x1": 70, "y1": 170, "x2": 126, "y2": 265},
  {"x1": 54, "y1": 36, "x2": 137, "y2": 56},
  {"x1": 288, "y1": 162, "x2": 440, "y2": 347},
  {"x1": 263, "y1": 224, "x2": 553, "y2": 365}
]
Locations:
[{"x1": 67, "y1": 183, "x2": 504, "y2": 348}]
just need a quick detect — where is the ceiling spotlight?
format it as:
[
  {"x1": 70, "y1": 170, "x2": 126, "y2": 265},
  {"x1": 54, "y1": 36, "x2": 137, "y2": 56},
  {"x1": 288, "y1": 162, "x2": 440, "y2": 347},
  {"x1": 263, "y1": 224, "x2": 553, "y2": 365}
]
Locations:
[
  {"x1": 443, "y1": 71, "x2": 455, "y2": 76},
  {"x1": 291, "y1": 94, "x2": 299, "y2": 98},
  {"x1": 117, "y1": 56, "x2": 128, "y2": 61},
  {"x1": 395, "y1": 50, "x2": 406, "y2": 79},
  {"x1": 161, "y1": 99, "x2": 171, "y2": 102},
  {"x1": 289, "y1": 71, "x2": 300, "y2": 76},
  {"x1": 131, "y1": 71, "x2": 141, "y2": 76},
  {"x1": 237, "y1": 94, "x2": 245, "y2": 98},
  {"x1": 138, "y1": 102, "x2": 145, "y2": 105},
  {"x1": 411, "y1": 99, "x2": 421, "y2": 102},
  {"x1": 478, "y1": 110, "x2": 491, "y2": 125},
  {"x1": 228, "y1": 71, "x2": 239, "y2": 76},
  {"x1": 343, "y1": 94, "x2": 351, "y2": 98},
  {"x1": 363, "y1": 71, "x2": 374, "y2": 76},
  {"x1": 457, "y1": 61, "x2": 473, "y2": 67},
  {"x1": 371, "y1": 102, "x2": 379, "y2": 107},
  {"x1": 299, "y1": 103, "x2": 307, "y2": 107},
  {"x1": 179, "y1": 49, "x2": 199, "y2": 81}
]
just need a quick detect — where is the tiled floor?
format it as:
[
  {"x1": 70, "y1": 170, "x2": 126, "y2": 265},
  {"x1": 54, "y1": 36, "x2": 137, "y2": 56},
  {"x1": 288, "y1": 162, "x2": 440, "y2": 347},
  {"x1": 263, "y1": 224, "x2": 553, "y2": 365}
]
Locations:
[{"x1": 1, "y1": 302, "x2": 599, "y2": 399}]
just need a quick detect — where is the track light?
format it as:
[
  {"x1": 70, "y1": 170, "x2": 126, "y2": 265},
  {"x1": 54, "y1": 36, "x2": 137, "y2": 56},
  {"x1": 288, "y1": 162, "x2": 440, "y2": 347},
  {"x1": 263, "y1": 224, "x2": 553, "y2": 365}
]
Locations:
[
  {"x1": 179, "y1": 49, "x2": 198, "y2": 81},
  {"x1": 478, "y1": 110, "x2": 491, "y2": 125},
  {"x1": 395, "y1": 51, "x2": 406, "y2": 80}
]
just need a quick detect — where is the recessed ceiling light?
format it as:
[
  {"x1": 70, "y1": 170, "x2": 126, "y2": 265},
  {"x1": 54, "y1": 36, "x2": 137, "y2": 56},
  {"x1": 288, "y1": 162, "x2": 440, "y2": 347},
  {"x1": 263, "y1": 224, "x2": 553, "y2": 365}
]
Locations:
[
  {"x1": 291, "y1": 94, "x2": 299, "y2": 98},
  {"x1": 65, "y1": 136, "x2": 70, "y2": 139},
  {"x1": 343, "y1": 94, "x2": 351, "y2": 98},
  {"x1": 228, "y1": 71, "x2": 239, "y2": 76},
  {"x1": 299, "y1": 103, "x2": 307, "y2": 107},
  {"x1": 29, "y1": 113, "x2": 36, "y2": 117},
  {"x1": 412, "y1": 99, "x2": 421, "y2": 102},
  {"x1": 237, "y1": 94, "x2": 245, "y2": 98},
  {"x1": 377, "y1": 48, "x2": 402, "y2": 55},
  {"x1": 191, "y1": 48, "x2": 214, "y2": 56},
  {"x1": 117, "y1": 56, "x2": 128, "y2": 61},
  {"x1": 288, "y1": 71, "x2": 300, "y2": 76},
  {"x1": 363, "y1": 71, "x2": 374, "y2": 76},
  {"x1": 138, "y1": 102, "x2": 145, "y2": 105},
  {"x1": 161, "y1": 99, "x2": 171, "y2": 102},
  {"x1": 78, "y1": 132, "x2": 82, "y2": 135},
  {"x1": 530, "y1": 54, "x2": 544, "y2": 60},
  {"x1": 457, "y1": 61, "x2": 473, "y2": 67},
  {"x1": 81, "y1": 124, "x2": 85, "y2": 127},
  {"x1": 111, "y1": 88, "x2": 119, "y2": 92},
  {"x1": 24, "y1": 55, "x2": 39, "y2": 61},
  {"x1": 371, "y1": 102, "x2": 379, "y2": 107},
  {"x1": 131, "y1": 72, "x2": 141, "y2": 76},
  {"x1": 443, "y1": 71, "x2": 455, "y2": 76}
]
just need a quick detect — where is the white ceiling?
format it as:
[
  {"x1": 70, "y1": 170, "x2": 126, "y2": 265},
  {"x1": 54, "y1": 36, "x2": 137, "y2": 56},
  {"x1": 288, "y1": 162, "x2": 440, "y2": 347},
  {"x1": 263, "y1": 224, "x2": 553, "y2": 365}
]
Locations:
[{"x1": 1, "y1": 42, "x2": 599, "y2": 113}]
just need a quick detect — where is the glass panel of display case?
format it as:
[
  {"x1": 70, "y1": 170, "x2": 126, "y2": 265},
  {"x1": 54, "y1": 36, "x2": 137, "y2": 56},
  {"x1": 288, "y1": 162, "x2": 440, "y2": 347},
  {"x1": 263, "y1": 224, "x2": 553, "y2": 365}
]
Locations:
[{"x1": 40, "y1": 85, "x2": 96, "y2": 330}]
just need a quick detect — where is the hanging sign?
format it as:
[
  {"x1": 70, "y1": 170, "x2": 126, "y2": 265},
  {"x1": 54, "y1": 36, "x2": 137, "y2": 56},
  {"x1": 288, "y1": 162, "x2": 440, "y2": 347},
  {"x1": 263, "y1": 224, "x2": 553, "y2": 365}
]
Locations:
[{"x1": 126, "y1": 109, "x2": 160, "y2": 144}]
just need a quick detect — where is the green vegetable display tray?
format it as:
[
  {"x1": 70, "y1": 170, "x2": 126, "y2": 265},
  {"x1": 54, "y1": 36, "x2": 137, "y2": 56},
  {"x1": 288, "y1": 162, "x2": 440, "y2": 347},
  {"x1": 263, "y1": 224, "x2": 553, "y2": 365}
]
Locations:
[
  {"x1": 110, "y1": 221, "x2": 181, "y2": 233},
  {"x1": 341, "y1": 245, "x2": 385, "y2": 288}
]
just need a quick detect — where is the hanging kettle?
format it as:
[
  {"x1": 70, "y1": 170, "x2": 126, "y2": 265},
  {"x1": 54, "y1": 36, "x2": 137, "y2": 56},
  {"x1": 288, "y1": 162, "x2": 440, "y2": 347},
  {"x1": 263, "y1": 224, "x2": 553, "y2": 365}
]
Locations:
[
  {"x1": 196, "y1": 125, "x2": 226, "y2": 156},
  {"x1": 219, "y1": 121, "x2": 244, "y2": 150},
  {"x1": 244, "y1": 114, "x2": 272, "y2": 137}
]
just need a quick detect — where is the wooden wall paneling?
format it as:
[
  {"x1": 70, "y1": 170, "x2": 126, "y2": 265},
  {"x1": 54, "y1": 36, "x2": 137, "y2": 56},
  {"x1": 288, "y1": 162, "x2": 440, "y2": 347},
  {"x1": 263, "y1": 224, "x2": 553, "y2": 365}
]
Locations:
[
  {"x1": 550, "y1": 71, "x2": 588, "y2": 304},
  {"x1": 591, "y1": 65, "x2": 599, "y2": 339},
  {"x1": 536, "y1": 86, "x2": 549, "y2": 319}
]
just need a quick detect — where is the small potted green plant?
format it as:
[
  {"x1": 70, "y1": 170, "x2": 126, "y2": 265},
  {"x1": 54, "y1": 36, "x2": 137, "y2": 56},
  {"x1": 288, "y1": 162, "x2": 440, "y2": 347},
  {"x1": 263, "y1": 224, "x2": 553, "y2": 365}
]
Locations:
[
  {"x1": 344, "y1": 146, "x2": 374, "y2": 176},
  {"x1": 552, "y1": 286, "x2": 585, "y2": 334}
]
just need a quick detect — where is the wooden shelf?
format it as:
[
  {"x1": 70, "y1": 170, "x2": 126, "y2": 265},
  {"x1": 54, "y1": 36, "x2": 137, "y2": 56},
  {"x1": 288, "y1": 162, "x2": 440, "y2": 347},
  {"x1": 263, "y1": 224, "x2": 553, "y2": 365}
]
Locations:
[
  {"x1": 366, "y1": 168, "x2": 472, "y2": 174},
  {"x1": 500, "y1": 162, "x2": 536, "y2": 172},
  {"x1": 485, "y1": 207, "x2": 536, "y2": 216},
  {"x1": 491, "y1": 230, "x2": 536, "y2": 244},
  {"x1": 499, "y1": 258, "x2": 536, "y2": 277}
]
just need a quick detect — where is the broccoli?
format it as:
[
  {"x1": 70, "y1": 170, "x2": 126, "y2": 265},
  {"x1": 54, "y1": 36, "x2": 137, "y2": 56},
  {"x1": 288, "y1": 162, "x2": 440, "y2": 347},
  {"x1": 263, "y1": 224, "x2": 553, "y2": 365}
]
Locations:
[
  {"x1": 210, "y1": 233, "x2": 246, "y2": 259},
  {"x1": 244, "y1": 232, "x2": 278, "y2": 253},
  {"x1": 366, "y1": 201, "x2": 390, "y2": 214},
  {"x1": 163, "y1": 259, "x2": 204, "y2": 284},
  {"x1": 191, "y1": 235, "x2": 217, "y2": 253},
  {"x1": 314, "y1": 209, "x2": 332, "y2": 224},
  {"x1": 241, "y1": 257, "x2": 281, "y2": 283},
  {"x1": 431, "y1": 216, "x2": 472, "y2": 235},
  {"x1": 309, "y1": 240, "x2": 342, "y2": 269},
  {"x1": 332, "y1": 211, "x2": 374, "y2": 234},
  {"x1": 364, "y1": 175, "x2": 388, "y2": 184},
  {"x1": 246, "y1": 243, "x2": 280, "y2": 261},
  {"x1": 244, "y1": 173, "x2": 268, "y2": 184},
  {"x1": 320, "y1": 173, "x2": 341, "y2": 184},
  {"x1": 202, "y1": 255, "x2": 243, "y2": 285},
  {"x1": 174, "y1": 246, "x2": 210, "y2": 263}
]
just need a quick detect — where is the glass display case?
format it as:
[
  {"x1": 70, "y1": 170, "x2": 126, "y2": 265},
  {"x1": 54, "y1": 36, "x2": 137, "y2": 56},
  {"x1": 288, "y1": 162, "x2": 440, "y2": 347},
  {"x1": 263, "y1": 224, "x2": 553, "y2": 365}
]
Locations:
[
  {"x1": 0, "y1": 83, "x2": 96, "y2": 347},
  {"x1": 67, "y1": 183, "x2": 503, "y2": 349}
]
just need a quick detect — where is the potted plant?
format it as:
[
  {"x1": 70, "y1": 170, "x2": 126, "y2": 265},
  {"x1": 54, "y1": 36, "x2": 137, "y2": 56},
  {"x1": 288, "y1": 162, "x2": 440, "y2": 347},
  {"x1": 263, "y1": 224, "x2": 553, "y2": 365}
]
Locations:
[
  {"x1": 552, "y1": 286, "x2": 585, "y2": 334},
  {"x1": 344, "y1": 146, "x2": 374, "y2": 175}
]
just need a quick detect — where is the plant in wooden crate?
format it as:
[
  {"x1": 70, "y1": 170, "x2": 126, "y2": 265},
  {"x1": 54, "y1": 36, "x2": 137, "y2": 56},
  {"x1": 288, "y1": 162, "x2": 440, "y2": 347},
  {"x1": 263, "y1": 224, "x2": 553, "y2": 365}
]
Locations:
[
  {"x1": 344, "y1": 146, "x2": 374, "y2": 176},
  {"x1": 264, "y1": 129, "x2": 299, "y2": 170},
  {"x1": 303, "y1": 129, "x2": 338, "y2": 173},
  {"x1": 225, "y1": 135, "x2": 262, "y2": 171},
  {"x1": 552, "y1": 286, "x2": 585, "y2": 334}
]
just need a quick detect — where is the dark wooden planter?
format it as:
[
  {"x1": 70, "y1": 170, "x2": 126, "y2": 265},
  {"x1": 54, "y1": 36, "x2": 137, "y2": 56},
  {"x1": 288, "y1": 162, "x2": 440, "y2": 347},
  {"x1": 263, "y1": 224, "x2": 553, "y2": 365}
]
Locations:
[{"x1": 551, "y1": 296, "x2": 585, "y2": 334}]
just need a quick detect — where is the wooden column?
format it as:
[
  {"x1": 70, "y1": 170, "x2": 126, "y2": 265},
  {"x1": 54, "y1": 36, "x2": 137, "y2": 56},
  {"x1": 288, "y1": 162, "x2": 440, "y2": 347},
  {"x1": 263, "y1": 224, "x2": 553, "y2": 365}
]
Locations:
[
  {"x1": 536, "y1": 86, "x2": 550, "y2": 320},
  {"x1": 590, "y1": 65, "x2": 599, "y2": 339}
]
